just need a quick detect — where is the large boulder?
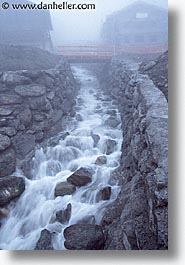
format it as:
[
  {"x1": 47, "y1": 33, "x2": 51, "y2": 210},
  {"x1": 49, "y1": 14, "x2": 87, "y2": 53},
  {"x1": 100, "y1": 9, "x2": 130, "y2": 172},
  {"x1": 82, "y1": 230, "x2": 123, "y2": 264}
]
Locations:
[
  {"x1": 0, "y1": 148, "x2": 16, "y2": 177},
  {"x1": 0, "y1": 134, "x2": 11, "y2": 151},
  {"x1": 15, "y1": 84, "x2": 46, "y2": 97},
  {"x1": 35, "y1": 229, "x2": 53, "y2": 250},
  {"x1": 56, "y1": 203, "x2": 71, "y2": 224},
  {"x1": 67, "y1": 167, "x2": 93, "y2": 187},
  {"x1": 54, "y1": 182, "x2": 76, "y2": 197},
  {"x1": 64, "y1": 224, "x2": 105, "y2": 250},
  {"x1": 0, "y1": 176, "x2": 25, "y2": 206}
]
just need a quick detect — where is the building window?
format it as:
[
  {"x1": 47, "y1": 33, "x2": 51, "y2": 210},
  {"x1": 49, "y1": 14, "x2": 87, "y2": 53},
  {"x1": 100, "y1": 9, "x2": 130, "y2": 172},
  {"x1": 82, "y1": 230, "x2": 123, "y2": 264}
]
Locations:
[{"x1": 136, "y1": 13, "x2": 148, "y2": 19}]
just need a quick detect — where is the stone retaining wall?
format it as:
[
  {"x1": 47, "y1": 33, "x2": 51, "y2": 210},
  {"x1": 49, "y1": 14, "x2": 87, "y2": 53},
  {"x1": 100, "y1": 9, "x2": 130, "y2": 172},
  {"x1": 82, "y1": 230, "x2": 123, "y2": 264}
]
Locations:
[
  {"x1": 0, "y1": 61, "x2": 77, "y2": 178},
  {"x1": 101, "y1": 59, "x2": 168, "y2": 250}
]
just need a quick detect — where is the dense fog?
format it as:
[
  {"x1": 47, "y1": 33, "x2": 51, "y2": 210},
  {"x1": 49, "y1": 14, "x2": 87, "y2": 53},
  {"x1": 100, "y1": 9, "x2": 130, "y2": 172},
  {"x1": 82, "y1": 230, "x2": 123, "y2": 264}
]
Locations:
[{"x1": 33, "y1": 0, "x2": 168, "y2": 45}]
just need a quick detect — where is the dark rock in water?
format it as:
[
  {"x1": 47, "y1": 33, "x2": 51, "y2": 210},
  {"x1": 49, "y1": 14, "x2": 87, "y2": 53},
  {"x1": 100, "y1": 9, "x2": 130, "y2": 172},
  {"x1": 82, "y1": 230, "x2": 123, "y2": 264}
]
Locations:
[
  {"x1": 0, "y1": 208, "x2": 8, "y2": 219},
  {"x1": 76, "y1": 113, "x2": 83, "y2": 122},
  {"x1": 0, "y1": 134, "x2": 11, "y2": 151},
  {"x1": 91, "y1": 133, "x2": 100, "y2": 147},
  {"x1": 56, "y1": 203, "x2": 72, "y2": 224},
  {"x1": 95, "y1": 156, "x2": 107, "y2": 166},
  {"x1": 14, "y1": 84, "x2": 46, "y2": 97},
  {"x1": 54, "y1": 181, "x2": 76, "y2": 197},
  {"x1": 105, "y1": 139, "x2": 117, "y2": 155},
  {"x1": 64, "y1": 224, "x2": 105, "y2": 250},
  {"x1": 96, "y1": 186, "x2": 111, "y2": 202},
  {"x1": 0, "y1": 176, "x2": 25, "y2": 206},
  {"x1": 77, "y1": 215, "x2": 95, "y2": 225},
  {"x1": 35, "y1": 229, "x2": 53, "y2": 250},
  {"x1": 48, "y1": 132, "x2": 70, "y2": 147},
  {"x1": 104, "y1": 117, "x2": 120, "y2": 128},
  {"x1": 12, "y1": 133, "x2": 35, "y2": 159},
  {"x1": 106, "y1": 109, "x2": 117, "y2": 116},
  {"x1": 0, "y1": 148, "x2": 16, "y2": 177},
  {"x1": 67, "y1": 167, "x2": 93, "y2": 187}
]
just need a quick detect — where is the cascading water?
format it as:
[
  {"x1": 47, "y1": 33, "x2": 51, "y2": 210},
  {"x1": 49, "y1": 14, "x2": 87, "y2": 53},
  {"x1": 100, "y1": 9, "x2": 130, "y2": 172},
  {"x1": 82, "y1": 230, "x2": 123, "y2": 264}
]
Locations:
[{"x1": 0, "y1": 66, "x2": 123, "y2": 250}]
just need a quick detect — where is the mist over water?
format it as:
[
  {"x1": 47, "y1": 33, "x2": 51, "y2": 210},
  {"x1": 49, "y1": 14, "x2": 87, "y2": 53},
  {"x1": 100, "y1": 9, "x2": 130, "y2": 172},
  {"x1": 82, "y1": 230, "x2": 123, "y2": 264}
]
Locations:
[{"x1": 0, "y1": 66, "x2": 123, "y2": 250}]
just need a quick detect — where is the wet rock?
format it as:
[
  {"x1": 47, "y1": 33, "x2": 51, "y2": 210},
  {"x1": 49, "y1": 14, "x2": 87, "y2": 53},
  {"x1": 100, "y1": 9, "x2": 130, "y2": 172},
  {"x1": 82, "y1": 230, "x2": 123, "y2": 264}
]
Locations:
[
  {"x1": 106, "y1": 109, "x2": 117, "y2": 116},
  {"x1": 54, "y1": 181, "x2": 76, "y2": 197},
  {"x1": 67, "y1": 167, "x2": 93, "y2": 187},
  {"x1": 95, "y1": 156, "x2": 107, "y2": 166},
  {"x1": 0, "y1": 127, "x2": 17, "y2": 137},
  {"x1": 64, "y1": 224, "x2": 105, "y2": 250},
  {"x1": 141, "y1": 61, "x2": 156, "y2": 71},
  {"x1": 48, "y1": 132, "x2": 70, "y2": 147},
  {"x1": 56, "y1": 203, "x2": 72, "y2": 224},
  {"x1": 0, "y1": 134, "x2": 11, "y2": 151},
  {"x1": 50, "y1": 110, "x2": 62, "y2": 124},
  {"x1": 0, "y1": 94, "x2": 22, "y2": 105},
  {"x1": 77, "y1": 215, "x2": 95, "y2": 225},
  {"x1": 104, "y1": 117, "x2": 120, "y2": 128},
  {"x1": 91, "y1": 133, "x2": 100, "y2": 147},
  {"x1": 14, "y1": 84, "x2": 46, "y2": 97},
  {"x1": 1, "y1": 72, "x2": 31, "y2": 86},
  {"x1": 0, "y1": 148, "x2": 16, "y2": 177},
  {"x1": 0, "y1": 208, "x2": 8, "y2": 219},
  {"x1": 0, "y1": 107, "x2": 14, "y2": 116},
  {"x1": 18, "y1": 106, "x2": 32, "y2": 127},
  {"x1": 61, "y1": 99, "x2": 74, "y2": 115},
  {"x1": 35, "y1": 75, "x2": 55, "y2": 90},
  {"x1": 35, "y1": 229, "x2": 53, "y2": 250},
  {"x1": 33, "y1": 113, "x2": 46, "y2": 122},
  {"x1": 105, "y1": 139, "x2": 117, "y2": 155},
  {"x1": 0, "y1": 176, "x2": 25, "y2": 206},
  {"x1": 28, "y1": 96, "x2": 51, "y2": 111},
  {"x1": 12, "y1": 133, "x2": 35, "y2": 159},
  {"x1": 96, "y1": 186, "x2": 111, "y2": 201},
  {"x1": 76, "y1": 113, "x2": 83, "y2": 122}
]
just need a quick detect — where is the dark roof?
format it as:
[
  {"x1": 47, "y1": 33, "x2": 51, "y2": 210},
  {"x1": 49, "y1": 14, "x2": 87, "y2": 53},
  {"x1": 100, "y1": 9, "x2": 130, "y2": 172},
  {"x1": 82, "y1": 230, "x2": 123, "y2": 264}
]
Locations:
[
  {"x1": 109, "y1": 1, "x2": 167, "y2": 18},
  {"x1": 0, "y1": 0, "x2": 53, "y2": 31}
]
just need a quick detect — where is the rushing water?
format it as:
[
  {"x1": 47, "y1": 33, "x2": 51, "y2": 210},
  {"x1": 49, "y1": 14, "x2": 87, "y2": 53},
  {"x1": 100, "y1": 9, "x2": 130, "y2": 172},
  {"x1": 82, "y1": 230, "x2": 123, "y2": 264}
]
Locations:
[{"x1": 0, "y1": 66, "x2": 122, "y2": 250}]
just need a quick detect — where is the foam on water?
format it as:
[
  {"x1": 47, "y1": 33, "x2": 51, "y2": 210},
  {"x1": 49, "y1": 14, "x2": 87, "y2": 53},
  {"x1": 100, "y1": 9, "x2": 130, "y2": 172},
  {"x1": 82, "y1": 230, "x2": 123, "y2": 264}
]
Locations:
[{"x1": 0, "y1": 66, "x2": 123, "y2": 250}]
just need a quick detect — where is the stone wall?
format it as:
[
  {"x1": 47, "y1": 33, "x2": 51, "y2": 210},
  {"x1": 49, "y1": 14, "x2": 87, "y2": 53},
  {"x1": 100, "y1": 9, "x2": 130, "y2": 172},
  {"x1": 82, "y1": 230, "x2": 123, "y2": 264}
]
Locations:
[
  {"x1": 0, "y1": 61, "x2": 77, "y2": 179},
  {"x1": 101, "y1": 59, "x2": 168, "y2": 250}
]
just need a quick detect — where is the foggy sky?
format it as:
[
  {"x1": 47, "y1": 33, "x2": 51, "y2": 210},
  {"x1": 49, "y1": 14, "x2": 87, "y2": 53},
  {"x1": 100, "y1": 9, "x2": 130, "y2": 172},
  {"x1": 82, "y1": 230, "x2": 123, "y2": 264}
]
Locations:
[{"x1": 34, "y1": 0, "x2": 168, "y2": 45}]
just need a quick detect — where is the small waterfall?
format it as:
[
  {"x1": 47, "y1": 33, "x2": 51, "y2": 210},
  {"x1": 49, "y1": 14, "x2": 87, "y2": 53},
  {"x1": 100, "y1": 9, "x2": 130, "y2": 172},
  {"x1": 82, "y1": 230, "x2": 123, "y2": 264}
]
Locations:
[{"x1": 0, "y1": 66, "x2": 123, "y2": 250}]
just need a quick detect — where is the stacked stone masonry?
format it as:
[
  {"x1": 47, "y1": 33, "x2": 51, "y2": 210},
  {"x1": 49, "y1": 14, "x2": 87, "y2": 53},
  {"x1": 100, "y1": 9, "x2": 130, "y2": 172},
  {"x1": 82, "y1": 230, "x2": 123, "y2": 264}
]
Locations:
[
  {"x1": 101, "y1": 59, "x2": 168, "y2": 250},
  {"x1": 0, "y1": 61, "x2": 77, "y2": 179}
]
